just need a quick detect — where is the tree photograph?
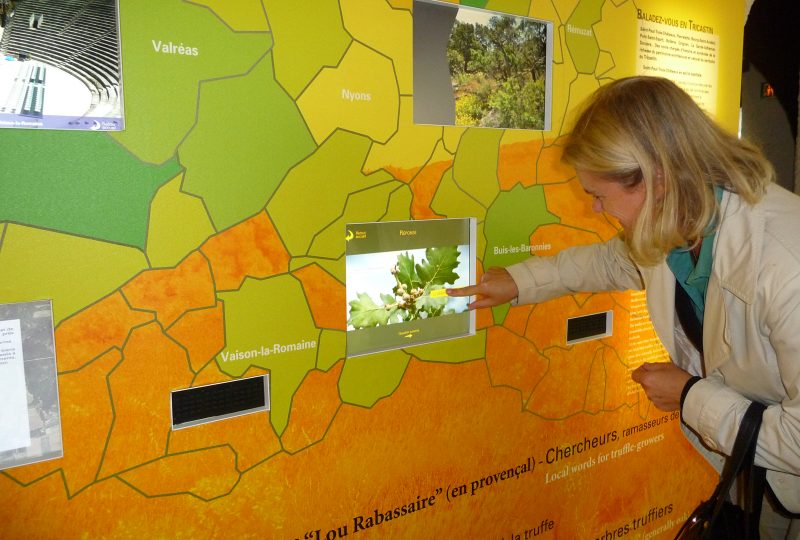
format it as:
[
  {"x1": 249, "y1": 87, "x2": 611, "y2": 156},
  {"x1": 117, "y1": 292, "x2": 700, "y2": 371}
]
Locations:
[{"x1": 447, "y1": 8, "x2": 549, "y2": 129}]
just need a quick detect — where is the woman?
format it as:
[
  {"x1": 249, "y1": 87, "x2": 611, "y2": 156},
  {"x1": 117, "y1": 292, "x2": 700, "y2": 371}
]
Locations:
[{"x1": 447, "y1": 76, "x2": 800, "y2": 538}]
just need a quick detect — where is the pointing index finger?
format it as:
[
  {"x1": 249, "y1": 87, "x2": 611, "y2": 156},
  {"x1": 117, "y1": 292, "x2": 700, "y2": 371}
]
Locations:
[{"x1": 446, "y1": 285, "x2": 479, "y2": 297}]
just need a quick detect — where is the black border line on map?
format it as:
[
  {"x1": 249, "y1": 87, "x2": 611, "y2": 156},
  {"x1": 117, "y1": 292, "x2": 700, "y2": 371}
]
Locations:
[{"x1": 184, "y1": 0, "x2": 274, "y2": 35}]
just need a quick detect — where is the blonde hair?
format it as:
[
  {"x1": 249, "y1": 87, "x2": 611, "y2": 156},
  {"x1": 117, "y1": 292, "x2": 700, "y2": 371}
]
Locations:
[{"x1": 561, "y1": 76, "x2": 774, "y2": 266}]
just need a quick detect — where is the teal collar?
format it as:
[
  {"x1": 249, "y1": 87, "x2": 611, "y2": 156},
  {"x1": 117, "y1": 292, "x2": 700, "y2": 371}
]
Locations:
[{"x1": 666, "y1": 187, "x2": 723, "y2": 323}]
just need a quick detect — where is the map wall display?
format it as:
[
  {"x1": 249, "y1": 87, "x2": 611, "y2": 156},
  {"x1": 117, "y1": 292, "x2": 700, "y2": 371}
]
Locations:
[{"x1": 0, "y1": 0, "x2": 745, "y2": 538}]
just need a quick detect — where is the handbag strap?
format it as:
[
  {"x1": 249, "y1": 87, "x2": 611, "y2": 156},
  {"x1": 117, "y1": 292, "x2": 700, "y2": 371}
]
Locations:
[
  {"x1": 707, "y1": 400, "x2": 767, "y2": 537},
  {"x1": 743, "y1": 419, "x2": 767, "y2": 537},
  {"x1": 674, "y1": 278, "x2": 704, "y2": 355}
]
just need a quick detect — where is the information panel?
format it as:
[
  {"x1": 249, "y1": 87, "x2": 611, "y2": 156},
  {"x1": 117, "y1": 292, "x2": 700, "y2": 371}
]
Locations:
[
  {"x1": 0, "y1": 300, "x2": 62, "y2": 470},
  {"x1": 636, "y1": 9, "x2": 720, "y2": 115},
  {"x1": 345, "y1": 218, "x2": 476, "y2": 357},
  {"x1": 0, "y1": 317, "x2": 30, "y2": 452}
]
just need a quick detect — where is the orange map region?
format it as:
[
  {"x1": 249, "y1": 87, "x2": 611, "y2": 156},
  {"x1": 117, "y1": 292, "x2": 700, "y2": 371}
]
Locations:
[
  {"x1": 502, "y1": 303, "x2": 534, "y2": 336},
  {"x1": 0, "y1": 359, "x2": 715, "y2": 539},
  {"x1": 498, "y1": 139, "x2": 543, "y2": 189},
  {"x1": 281, "y1": 361, "x2": 345, "y2": 453},
  {"x1": 121, "y1": 251, "x2": 216, "y2": 328},
  {"x1": 55, "y1": 291, "x2": 153, "y2": 372},
  {"x1": 57, "y1": 348, "x2": 123, "y2": 494},
  {"x1": 120, "y1": 446, "x2": 240, "y2": 500},
  {"x1": 200, "y1": 210, "x2": 290, "y2": 291},
  {"x1": 527, "y1": 344, "x2": 594, "y2": 416},
  {"x1": 544, "y1": 179, "x2": 622, "y2": 239},
  {"x1": 382, "y1": 164, "x2": 420, "y2": 184},
  {"x1": 98, "y1": 323, "x2": 194, "y2": 478},
  {"x1": 167, "y1": 301, "x2": 226, "y2": 372},
  {"x1": 409, "y1": 159, "x2": 450, "y2": 219},
  {"x1": 486, "y1": 326, "x2": 548, "y2": 397},
  {"x1": 169, "y1": 407, "x2": 281, "y2": 472},
  {"x1": 292, "y1": 264, "x2": 346, "y2": 330},
  {"x1": 536, "y1": 138, "x2": 575, "y2": 184},
  {"x1": 531, "y1": 222, "x2": 603, "y2": 256},
  {"x1": 475, "y1": 306, "x2": 495, "y2": 331}
]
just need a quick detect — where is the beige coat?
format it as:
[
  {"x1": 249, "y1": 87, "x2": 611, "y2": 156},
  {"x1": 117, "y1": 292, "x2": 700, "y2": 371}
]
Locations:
[{"x1": 506, "y1": 184, "x2": 800, "y2": 512}]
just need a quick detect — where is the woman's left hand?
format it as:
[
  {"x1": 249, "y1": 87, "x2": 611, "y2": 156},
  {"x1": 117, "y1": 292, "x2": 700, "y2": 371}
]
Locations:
[{"x1": 631, "y1": 362, "x2": 692, "y2": 411}]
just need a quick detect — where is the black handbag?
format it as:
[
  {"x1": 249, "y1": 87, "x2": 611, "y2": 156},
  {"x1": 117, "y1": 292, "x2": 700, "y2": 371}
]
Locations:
[{"x1": 674, "y1": 400, "x2": 767, "y2": 539}]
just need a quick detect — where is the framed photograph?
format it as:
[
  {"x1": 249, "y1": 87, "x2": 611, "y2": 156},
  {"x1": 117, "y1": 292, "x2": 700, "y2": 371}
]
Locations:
[
  {"x1": 345, "y1": 218, "x2": 476, "y2": 357},
  {"x1": 413, "y1": 0, "x2": 553, "y2": 130},
  {"x1": 0, "y1": 0, "x2": 124, "y2": 130}
]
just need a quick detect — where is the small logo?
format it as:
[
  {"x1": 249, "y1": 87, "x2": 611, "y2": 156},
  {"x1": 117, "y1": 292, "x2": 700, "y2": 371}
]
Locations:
[{"x1": 346, "y1": 230, "x2": 368, "y2": 241}]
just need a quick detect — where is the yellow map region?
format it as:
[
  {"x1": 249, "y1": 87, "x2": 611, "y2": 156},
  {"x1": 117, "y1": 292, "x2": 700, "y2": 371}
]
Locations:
[
  {"x1": 341, "y1": 0, "x2": 413, "y2": 95},
  {"x1": 298, "y1": 41, "x2": 400, "y2": 144},
  {"x1": 189, "y1": 0, "x2": 269, "y2": 32},
  {"x1": 0, "y1": 225, "x2": 147, "y2": 324}
]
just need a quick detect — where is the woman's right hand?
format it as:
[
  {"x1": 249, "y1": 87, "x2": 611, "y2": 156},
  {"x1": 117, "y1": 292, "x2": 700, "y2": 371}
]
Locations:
[{"x1": 446, "y1": 266, "x2": 519, "y2": 309}]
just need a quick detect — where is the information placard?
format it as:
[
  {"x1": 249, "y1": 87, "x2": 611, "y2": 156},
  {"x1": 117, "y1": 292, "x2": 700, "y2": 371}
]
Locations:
[
  {"x1": 0, "y1": 318, "x2": 30, "y2": 452},
  {"x1": 0, "y1": 300, "x2": 62, "y2": 470},
  {"x1": 636, "y1": 13, "x2": 720, "y2": 115},
  {"x1": 345, "y1": 218, "x2": 476, "y2": 357}
]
